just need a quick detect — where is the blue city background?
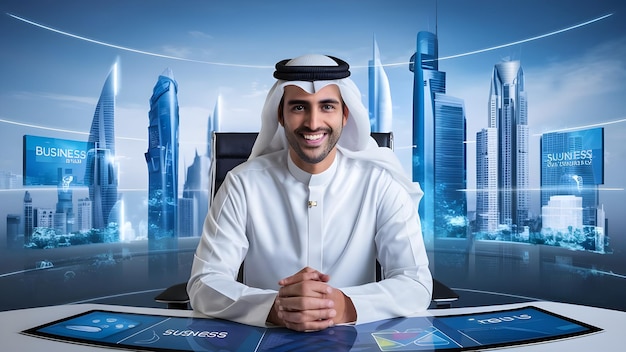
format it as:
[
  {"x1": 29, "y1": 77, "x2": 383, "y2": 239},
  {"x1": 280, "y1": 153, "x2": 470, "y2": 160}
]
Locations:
[{"x1": 0, "y1": 0, "x2": 625, "y2": 312}]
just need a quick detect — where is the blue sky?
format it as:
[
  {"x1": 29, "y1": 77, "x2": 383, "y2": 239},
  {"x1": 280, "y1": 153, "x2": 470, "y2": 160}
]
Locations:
[{"x1": 1, "y1": 0, "x2": 625, "y2": 235}]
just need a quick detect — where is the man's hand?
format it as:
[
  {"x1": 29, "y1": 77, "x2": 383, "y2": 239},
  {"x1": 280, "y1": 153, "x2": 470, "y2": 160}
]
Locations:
[{"x1": 267, "y1": 267, "x2": 356, "y2": 332}]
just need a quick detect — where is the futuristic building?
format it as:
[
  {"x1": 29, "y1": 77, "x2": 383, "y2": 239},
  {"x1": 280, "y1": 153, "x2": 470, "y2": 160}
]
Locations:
[
  {"x1": 179, "y1": 96, "x2": 219, "y2": 237},
  {"x1": 55, "y1": 168, "x2": 74, "y2": 234},
  {"x1": 180, "y1": 150, "x2": 207, "y2": 237},
  {"x1": 85, "y1": 62, "x2": 119, "y2": 229},
  {"x1": 368, "y1": 37, "x2": 393, "y2": 132},
  {"x1": 484, "y1": 60, "x2": 529, "y2": 230},
  {"x1": 23, "y1": 191, "x2": 33, "y2": 244},
  {"x1": 145, "y1": 68, "x2": 180, "y2": 245},
  {"x1": 206, "y1": 95, "x2": 221, "y2": 157},
  {"x1": 476, "y1": 128, "x2": 499, "y2": 232},
  {"x1": 409, "y1": 31, "x2": 467, "y2": 241}
]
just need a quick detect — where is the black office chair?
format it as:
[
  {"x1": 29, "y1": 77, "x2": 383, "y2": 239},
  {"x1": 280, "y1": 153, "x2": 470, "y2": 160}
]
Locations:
[{"x1": 155, "y1": 132, "x2": 458, "y2": 309}]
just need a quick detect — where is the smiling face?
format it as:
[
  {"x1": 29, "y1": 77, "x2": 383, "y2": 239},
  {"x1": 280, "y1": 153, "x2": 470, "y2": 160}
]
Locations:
[{"x1": 279, "y1": 84, "x2": 348, "y2": 174}]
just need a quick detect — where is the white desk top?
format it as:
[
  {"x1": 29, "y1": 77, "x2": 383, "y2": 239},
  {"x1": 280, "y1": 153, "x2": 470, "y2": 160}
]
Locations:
[{"x1": 2, "y1": 301, "x2": 623, "y2": 351}]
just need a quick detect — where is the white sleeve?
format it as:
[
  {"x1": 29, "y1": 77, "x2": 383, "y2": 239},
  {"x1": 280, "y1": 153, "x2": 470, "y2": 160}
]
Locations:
[
  {"x1": 342, "y1": 178, "x2": 433, "y2": 324},
  {"x1": 187, "y1": 174, "x2": 277, "y2": 327}
]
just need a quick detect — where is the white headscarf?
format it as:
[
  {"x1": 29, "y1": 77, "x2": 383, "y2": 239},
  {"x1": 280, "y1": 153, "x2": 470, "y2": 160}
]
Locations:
[{"x1": 249, "y1": 54, "x2": 423, "y2": 204}]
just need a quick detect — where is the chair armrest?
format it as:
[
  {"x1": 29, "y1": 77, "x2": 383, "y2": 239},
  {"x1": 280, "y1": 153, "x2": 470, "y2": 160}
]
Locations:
[
  {"x1": 431, "y1": 278, "x2": 459, "y2": 309},
  {"x1": 154, "y1": 282, "x2": 189, "y2": 310}
]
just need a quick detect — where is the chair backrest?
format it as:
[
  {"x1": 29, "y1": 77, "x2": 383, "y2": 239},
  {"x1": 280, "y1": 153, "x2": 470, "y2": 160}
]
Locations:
[
  {"x1": 210, "y1": 132, "x2": 258, "y2": 199},
  {"x1": 209, "y1": 131, "x2": 393, "y2": 199}
]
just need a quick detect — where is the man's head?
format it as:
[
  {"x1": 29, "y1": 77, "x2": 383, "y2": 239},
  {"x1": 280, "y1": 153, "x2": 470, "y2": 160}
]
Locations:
[
  {"x1": 278, "y1": 83, "x2": 348, "y2": 173},
  {"x1": 272, "y1": 54, "x2": 352, "y2": 173}
]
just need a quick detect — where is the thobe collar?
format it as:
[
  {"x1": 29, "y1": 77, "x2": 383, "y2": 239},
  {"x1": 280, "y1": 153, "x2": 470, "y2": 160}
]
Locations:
[{"x1": 287, "y1": 150, "x2": 339, "y2": 187}]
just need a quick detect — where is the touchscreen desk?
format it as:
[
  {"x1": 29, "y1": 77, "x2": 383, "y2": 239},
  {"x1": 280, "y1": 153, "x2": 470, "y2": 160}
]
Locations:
[
  {"x1": 2, "y1": 301, "x2": 624, "y2": 351},
  {"x1": 21, "y1": 306, "x2": 601, "y2": 351}
]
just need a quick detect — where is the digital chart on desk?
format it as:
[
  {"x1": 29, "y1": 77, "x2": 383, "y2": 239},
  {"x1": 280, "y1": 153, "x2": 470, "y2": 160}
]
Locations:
[{"x1": 21, "y1": 306, "x2": 602, "y2": 351}]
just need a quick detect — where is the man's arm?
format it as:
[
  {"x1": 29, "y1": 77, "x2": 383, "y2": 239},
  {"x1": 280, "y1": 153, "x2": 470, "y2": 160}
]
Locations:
[
  {"x1": 341, "y1": 177, "x2": 433, "y2": 324},
  {"x1": 188, "y1": 175, "x2": 279, "y2": 327}
]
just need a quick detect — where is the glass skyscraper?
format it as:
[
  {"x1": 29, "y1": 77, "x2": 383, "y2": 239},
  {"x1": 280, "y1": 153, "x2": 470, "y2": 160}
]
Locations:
[
  {"x1": 476, "y1": 128, "x2": 499, "y2": 232},
  {"x1": 180, "y1": 96, "x2": 219, "y2": 237},
  {"x1": 485, "y1": 60, "x2": 529, "y2": 230},
  {"x1": 206, "y1": 95, "x2": 221, "y2": 157},
  {"x1": 368, "y1": 37, "x2": 392, "y2": 132},
  {"x1": 180, "y1": 150, "x2": 208, "y2": 237},
  {"x1": 23, "y1": 190, "x2": 33, "y2": 244},
  {"x1": 85, "y1": 62, "x2": 119, "y2": 229},
  {"x1": 55, "y1": 168, "x2": 74, "y2": 234},
  {"x1": 145, "y1": 68, "x2": 180, "y2": 244},
  {"x1": 410, "y1": 31, "x2": 467, "y2": 240}
]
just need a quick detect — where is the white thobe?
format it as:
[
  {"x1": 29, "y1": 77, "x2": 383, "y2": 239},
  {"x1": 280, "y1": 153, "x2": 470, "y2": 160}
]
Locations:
[{"x1": 188, "y1": 149, "x2": 432, "y2": 327}]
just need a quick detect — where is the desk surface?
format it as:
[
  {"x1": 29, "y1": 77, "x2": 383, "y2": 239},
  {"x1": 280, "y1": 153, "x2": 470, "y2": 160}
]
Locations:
[{"x1": 2, "y1": 301, "x2": 624, "y2": 351}]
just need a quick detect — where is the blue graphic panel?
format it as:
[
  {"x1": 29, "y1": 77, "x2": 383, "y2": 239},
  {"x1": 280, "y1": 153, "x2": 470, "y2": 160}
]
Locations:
[{"x1": 23, "y1": 135, "x2": 92, "y2": 186}]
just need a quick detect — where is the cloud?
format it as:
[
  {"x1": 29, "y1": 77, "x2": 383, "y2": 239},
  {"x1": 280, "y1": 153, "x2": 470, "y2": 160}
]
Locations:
[
  {"x1": 528, "y1": 36, "x2": 626, "y2": 132},
  {"x1": 160, "y1": 45, "x2": 194, "y2": 59},
  {"x1": 189, "y1": 30, "x2": 213, "y2": 40}
]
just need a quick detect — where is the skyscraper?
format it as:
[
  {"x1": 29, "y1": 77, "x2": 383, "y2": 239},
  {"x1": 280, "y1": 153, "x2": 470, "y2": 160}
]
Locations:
[
  {"x1": 177, "y1": 196, "x2": 196, "y2": 237},
  {"x1": 476, "y1": 128, "x2": 499, "y2": 232},
  {"x1": 206, "y1": 95, "x2": 221, "y2": 157},
  {"x1": 145, "y1": 68, "x2": 180, "y2": 245},
  {"x1": 55, "y1": 168, "x2": 74, "y2": 234},
  {"x1": 181, "y1": 150, "x2": 208, "y2": 237},
  {"x1": 487, "y1": 60, "x2": 529, "y2": 229},
  {"x1": 410, "y1": 31, "x2": 467, "y2": 240},
  {"x1": 85, "y1": 62, "x2": 119, "y2": 229},
  {"x1": 368, "y1": 37, "x2": 393, "y2": 132},
  {"x1": 23, "y1": 191, "x2": 33, "y2": 244},
  {"x1": 181, "y1": 96, "x2": 219, "y2": 237}
]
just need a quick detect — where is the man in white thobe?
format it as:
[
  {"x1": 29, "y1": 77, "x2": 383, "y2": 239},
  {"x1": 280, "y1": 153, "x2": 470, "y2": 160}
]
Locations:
[{"x1": 188, "y1": 54, "x2": 432, "y2": 332}]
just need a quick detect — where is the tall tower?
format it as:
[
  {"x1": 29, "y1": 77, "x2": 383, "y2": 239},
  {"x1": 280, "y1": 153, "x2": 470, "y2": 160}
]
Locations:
[
  {"x1": 489, "y1": 60, "x2": 529, "y2": 229},
  {"x1": 55, "y1": 168, "x2": 74, "y2": 234},
  {"x1": 476, "y1": 128, "x2": 499, "y2": 232},
  {"x1": 23, "y1": 191, "x2": 33, "y2": 244},
  {"x1": 181, "y1": 96, "x2": 220, "y2": 237},
  {"x1": 206, "y1": 95, "x2": 221, "y2": 157},
  {"x1": 145, "y1": 68, "x2": 180, "y2": 246},
  {"x1": 181, "y1": 150, "x2": 208, "y2": 237},
  {"x1": 368, "y1": 36, "x2": 393, "y2": 132},
  {"x1": 410, "y1": 31, "x2": 467, "y2": 241},
  {"x1": 85, "y1": 62, "x2": 119, "y2": 229}
]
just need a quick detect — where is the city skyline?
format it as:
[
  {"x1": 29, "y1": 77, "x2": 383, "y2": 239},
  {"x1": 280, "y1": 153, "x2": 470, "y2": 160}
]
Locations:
[{"x1": 1, "y1": 0, "x2": 625, "y2": 242}]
